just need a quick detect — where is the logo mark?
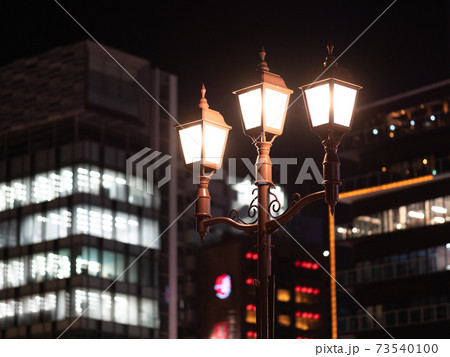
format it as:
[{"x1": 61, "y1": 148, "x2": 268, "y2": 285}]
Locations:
[{"x1": 126, "y1": 148, "x2": 172, "y2": 194}]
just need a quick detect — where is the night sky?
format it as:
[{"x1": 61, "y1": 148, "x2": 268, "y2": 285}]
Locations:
[{"x1": 1, "y1": 0, "x2": 449, "y2": 171}]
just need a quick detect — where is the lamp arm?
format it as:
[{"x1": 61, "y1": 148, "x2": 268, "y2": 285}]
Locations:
[
  {"x1": 266, "y1": 190, "x2": 325, "y2": 234},
  {"x1": 199, "y1": 216, "x2": 258, "y2": 236},
  {"x1": 195, "y1": 170, "x2": 258, "y2": 240}
]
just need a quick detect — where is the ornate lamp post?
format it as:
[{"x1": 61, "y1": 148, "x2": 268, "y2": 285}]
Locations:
[{"x1": 175, "y1": 45, "x2": 361, "y2": 339}]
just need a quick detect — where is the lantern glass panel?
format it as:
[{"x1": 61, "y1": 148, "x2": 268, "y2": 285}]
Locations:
[
  {"x1": 204, "y1": 123, "x2": 227, "y2": 165},
  {"x1": 264, "y1": 88, "x2": 288, "y2": 130},
  {"x1": 238, "y1": 88, "x2": 262, "y2": 130},
  {"x1": 333, "y1": 84, "x2": 357, "y2": 128},
  {"x1": 305, "y1": 83, "x2": 330, "y2": 127},
  {"x1": 179, "y1": 124, "x2": 202, "y2": 164}
]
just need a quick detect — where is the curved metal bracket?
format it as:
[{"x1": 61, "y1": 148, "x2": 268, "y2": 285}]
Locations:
[
  {"x1": 200, "y1": 216, "x2": 257, "y2": 235},
  {"x1": 266, "y1": 190, "x2": 325, "y2": 234}
]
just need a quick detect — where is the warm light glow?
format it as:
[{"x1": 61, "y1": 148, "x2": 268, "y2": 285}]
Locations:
[
  {"x1": 339, "y1": 175, "x2": 434, "y2": 198},
  {"x1": 179, "y1": 125, "x2": 202, "y2": 164},
  {"x1": 422, "y1": 158, "x2": 428, "y2": 165},
  {"x1": 382, "y1": 167, "x2": 387, "y2": 173},
  {"x1": 204, "y1": 124, "x2": 226, "y2": 164},
  {"x1": 305, "y1": 83, "x2": 330, "y2": 127},
  {"x1": 333, "y1": 84, "x2": 357, "y2": 127},
  {"x1": 278, "y1": 314, "x2": 291, "y2": 327},
  {"x1": 431, "y1": 206, "x2": 447, "y2": 214},
  {"x1": 264, "y1": 88, "x2": 288, "y2": 130},
  {"x1": 238, "y1": 88, "x2": 262, "y2": 130},
  {"x1": 277, "y1": 289, "x2": 291, "y2": 302},
  {"x1": 408, "y1": 211, "x2": 425, "y2": 219},
  {"x1": 433, "y1": 217, "x2": 446, "y2": 224}
]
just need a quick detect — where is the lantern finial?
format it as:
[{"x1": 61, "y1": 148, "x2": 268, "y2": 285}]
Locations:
[
  {"x1": 199, "y1": 84, "x2": 209, "y2": 109},
  {"x1": 324, "y1": 41, "x2": 336, "y2": 68},
  {"x1": 258, "y1": 46, "x2": 270, "y2": 72}
]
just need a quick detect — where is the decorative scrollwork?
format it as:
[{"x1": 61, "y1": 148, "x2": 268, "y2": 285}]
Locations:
[
  {"x1": 269, "y1": 186, "x2": 281, "y2": 218},
  {"x1": 248, "y1": 188, "x2": 259, "y2": 220},
  {"x1": 229, "y1": 209, "x2": 257, "y2": 225},
  {"x1": 288, "y1": 192, "x2": 302, "y2": 208},
  {"x1": 228, "y1": 188, "x2": 258, "y2": 225}
]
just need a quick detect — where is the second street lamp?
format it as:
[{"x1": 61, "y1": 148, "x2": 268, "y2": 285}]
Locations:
[
  {"x1": 300, "y1": 43, "x2": 362, "y2": 214},
  {"x1": 176, "y1": 45, "x2": 361, "y2": 339}
]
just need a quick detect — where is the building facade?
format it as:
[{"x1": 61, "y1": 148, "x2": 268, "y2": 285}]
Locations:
[
  {"x1": 334, "y1": 80, "x2": 450, "y2": 338},
  {"x1": 0, "y1": 41, "x2": 179, "y2": 338}
]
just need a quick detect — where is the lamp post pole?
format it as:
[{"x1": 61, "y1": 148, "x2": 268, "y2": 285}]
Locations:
[{"x1": 254, "y1": 138, "x2": 274, "y2": 339}]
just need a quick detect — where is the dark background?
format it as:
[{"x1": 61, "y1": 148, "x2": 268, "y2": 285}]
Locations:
[{"x1": 1, "y1": 0, "x2": 449, "y2": 179}]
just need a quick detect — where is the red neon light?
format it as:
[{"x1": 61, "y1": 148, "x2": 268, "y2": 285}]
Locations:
[
  {"x1": 295, "y1": 285, "x2": 320, "y2": 295},
  {"x1": 247, "y1": 331, "x2": 253, "y2": 338},
  {"x1": 246, "y1": 304, "x2": 256, "y2": 311},
  {"x1": 245, "y1": 252, "x2": 252, "y2": 259},
  {"x1": 296, "y1": 311, "x2": 320, "y2": 320},
  {"x1": 246, "y1": 278, "x2": 254, "y2": 285},
  {"x1": 252, "y1": 253, "x2": 258, "y2": 260},
  {"x1": 295, "y1": 260, "x2": 319, "y2": 270}
]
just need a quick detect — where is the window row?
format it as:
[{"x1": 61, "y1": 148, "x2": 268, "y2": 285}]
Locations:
[
  {"x1": 338, "y1": 244, "x2": 450, "y2": 285},
  {"x1": 0, "y1": 246, "x2": 158, "y2": 290},
  {"x1": 0, "y1": 289, "x2": 159, "y2": 329},
  {"x1": 0, "y1": 164, "x2": 157, "y2": 212},
  {"x1": 336, "y1": 195, "x2": 450, "y2": 239},
  {"x1": 0, "y1": 204, "x2": 160, "y2": 249}
]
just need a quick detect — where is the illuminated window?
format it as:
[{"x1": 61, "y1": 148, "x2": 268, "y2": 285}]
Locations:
[
  {"x1": 0, "y1": 220, "x2": 17, "y2": 248},
  {"x1": 30, "y1": 253, "x2": 46, "y2": 283},
  {"x1": 7, "y1": 258, "x2": 25, "y2": 288},
  {"x1": 0, "y1": 165, "x2": 155, "y2": 215},
  {"x1": 101, "y1": 292, "x2": 112, "y2": 321},
  {"x1": 88, "y1": 290, "x2": 101, "y2": 320},
  {"x1": 0, "y1": 262, "x2": 5, "y2": 289},
  {"x1": 74, "y1": 289, "x2": 87, "y2": 315},
  {"x1": 142, "y1": 219, "x2": 160, "y2": 249},
  {"x1": 295, "y1": 286, "x2": 320, "y2": 304},
  {"x1": 140, "y1": 298, "x2": 159, "y2": 328},
  {"x1": 102, "y1": 251, "x2": 116, "y2": 280},
  {"x1": 278, "y1": 314, "x2": 291, "y2": 327},
  {"x1": 277, "y1": 289, "x2": 291, "y2": 302},
  {"x1": 245, "y1": 304, "x2": 257, "y2": 324},
  {"x1": 295, "y1": 311, "x2": 320, "y2": 330}
]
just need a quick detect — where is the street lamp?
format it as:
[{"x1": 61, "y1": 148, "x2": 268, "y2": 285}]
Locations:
[
  {"x1": 233, "y1": 47, "x2": 293, "y2": 141},
  {"x1": 176, "y1": 45, "x2": 361, "y2": 339},
  {"x1": 300, "y1": 43, "x2": 362, "y2": 214},
  {"x1": 175, "y1": 84, "x2": 231, "y2": 171}
]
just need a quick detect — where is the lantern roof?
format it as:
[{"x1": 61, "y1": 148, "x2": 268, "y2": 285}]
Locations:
[
  {"x1": 301, "y1": 42, "x2": 358, "y2": 89},
  {"x1": 233, "y1": 47, "x2": 292, "y2": 94},
  {"x1": 175, "y1": 84, "x2": 231, "y2": 130}
]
